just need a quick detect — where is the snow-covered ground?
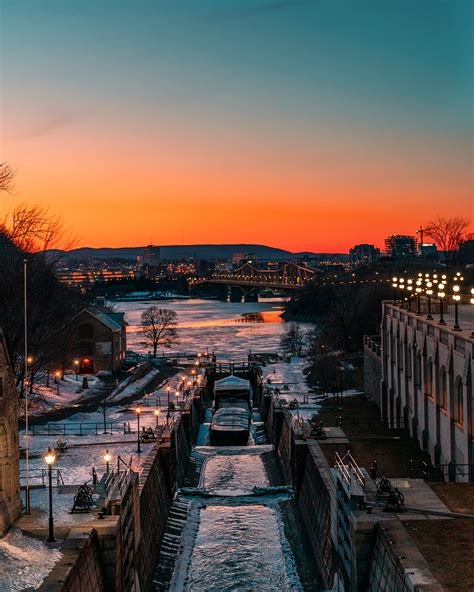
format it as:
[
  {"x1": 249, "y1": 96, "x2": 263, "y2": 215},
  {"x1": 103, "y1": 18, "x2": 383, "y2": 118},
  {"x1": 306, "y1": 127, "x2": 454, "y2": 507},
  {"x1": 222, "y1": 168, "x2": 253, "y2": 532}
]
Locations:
[
  {"x1": 0, "y1": 529, "x2": 62, "y2": 592},
  {"x1": 20, "y1": 373, "x2": 101, "y2": 418}
]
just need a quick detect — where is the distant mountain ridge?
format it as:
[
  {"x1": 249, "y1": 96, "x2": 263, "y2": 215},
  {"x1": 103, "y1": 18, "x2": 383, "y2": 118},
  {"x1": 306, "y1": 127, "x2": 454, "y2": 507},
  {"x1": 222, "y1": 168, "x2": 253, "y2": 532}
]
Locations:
[{"x1": 48, "y1": 244, "x2": 331, "y2": 261}]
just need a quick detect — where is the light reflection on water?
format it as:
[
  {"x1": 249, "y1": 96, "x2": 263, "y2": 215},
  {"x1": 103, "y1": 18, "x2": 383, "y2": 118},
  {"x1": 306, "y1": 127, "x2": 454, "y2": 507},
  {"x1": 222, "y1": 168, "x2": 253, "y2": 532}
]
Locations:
[
  {"x1": 114, "y1": 298, "x2": 313, "y2": 359},
  {"x1": 186, "y1": 505, "x2": 302, "y2": 592}
]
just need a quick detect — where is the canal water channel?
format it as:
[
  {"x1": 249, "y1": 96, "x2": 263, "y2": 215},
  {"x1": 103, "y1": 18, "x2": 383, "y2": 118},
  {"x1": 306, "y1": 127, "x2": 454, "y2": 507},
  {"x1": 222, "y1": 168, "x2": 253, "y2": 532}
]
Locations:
[{"x1": 118, "y1": 298, "x2": 320, "y2": 591}]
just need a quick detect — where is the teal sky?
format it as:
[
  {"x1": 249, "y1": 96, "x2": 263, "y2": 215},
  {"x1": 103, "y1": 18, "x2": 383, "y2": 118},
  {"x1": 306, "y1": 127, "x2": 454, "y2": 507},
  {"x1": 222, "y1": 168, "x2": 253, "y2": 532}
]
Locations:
[{"x1": 1, "y1": 0, "x2": 472, "y2": 250}]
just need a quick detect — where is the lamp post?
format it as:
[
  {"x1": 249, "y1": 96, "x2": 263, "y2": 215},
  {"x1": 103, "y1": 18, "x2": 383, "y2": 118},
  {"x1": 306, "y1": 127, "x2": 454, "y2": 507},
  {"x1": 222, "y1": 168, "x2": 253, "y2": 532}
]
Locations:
[
  {"x1": 54, "y1": 371, "x2": 61, "y2": 395},
  {"x1": 398, "y1": 278, "x2": 405, "y2": 306},
  {"x1": 154, "y1": 408, "x2": 160, "y2": 428},
  {"x1": 166, "y1": 385, "x2": 171, "y2": 408},
  {"x1": 44, "y1": 447, "x2": 56, "y2": 543},
  {"x1": 425, "y1": 282, "x2": 433, "y2": 320},
  {"x1": 181, "y1": 375, "x2": 186, "y2": 393},
  {"x1": 135, "y1": 405, "x2": 142, "y2": 453},
  {"x1": 104, "y1": 450, "x2": 111, "y2": 474},
  {"x1": 406, "y1": 279, "x2": 413, "y2": 311},
  {"x1": 74, "y1": 359, "x2": 79, "y2": 381},
  {"x1": 392, "y1": 277, "x2": 398, "y2": 304},
  {"x1": 437, "y1": 283, "x2": 446, "y2": 325},
  {"x1": 452, "y1": 272, "x2": 464, "y2": 331},
  {"x1": 415, "y1": 278, "x2": 423, "y2": 315}
]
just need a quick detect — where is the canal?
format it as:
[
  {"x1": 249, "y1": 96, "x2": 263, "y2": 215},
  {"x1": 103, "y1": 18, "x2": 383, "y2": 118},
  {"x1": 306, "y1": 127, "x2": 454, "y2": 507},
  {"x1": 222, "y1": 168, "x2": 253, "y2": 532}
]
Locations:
[{"x1": 115, "y1": 296, "x2": 319, "y2": 591}]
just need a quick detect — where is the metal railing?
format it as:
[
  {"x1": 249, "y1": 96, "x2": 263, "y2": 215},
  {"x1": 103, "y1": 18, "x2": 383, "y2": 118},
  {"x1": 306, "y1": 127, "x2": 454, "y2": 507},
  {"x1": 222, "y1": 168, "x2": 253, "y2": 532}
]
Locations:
[
  {"x1": 422, "y1": 462, "x2": 474, "y2": 483},
  {"x1": 19, "y1": 467, "x2": 65, "y2": 488},
  {"x1": 335, "y1": 451, "x2": 365, "y2": 491},
  {"x1": 31, "y1": 422, "x2": 121, "y2": 436},
  {"x1": 105, "y1": 455, "x2": 136, "y2": 500}
]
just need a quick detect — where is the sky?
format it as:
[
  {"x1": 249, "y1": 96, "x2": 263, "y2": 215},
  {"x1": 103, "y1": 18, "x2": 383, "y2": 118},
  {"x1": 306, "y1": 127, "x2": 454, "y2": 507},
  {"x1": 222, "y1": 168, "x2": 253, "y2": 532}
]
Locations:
[{"x1": 1, "y1": 0, "x2": 473, "y2": 253}]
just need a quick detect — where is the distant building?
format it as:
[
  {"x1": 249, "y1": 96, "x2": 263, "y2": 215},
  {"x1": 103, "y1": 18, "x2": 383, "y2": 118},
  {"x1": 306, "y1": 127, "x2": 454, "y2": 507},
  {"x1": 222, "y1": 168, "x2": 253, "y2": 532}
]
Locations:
[
  {"x1": 142, "y1": 245, "x2": 161, "y2": 266},
  {"x1": 349, "y1": 244, "x2": 380, "y2": 266},
  {"x1": 384, "y1": 235, "x2": 417, "y2": 259},
  {"x1": 0, "y1": 329, "x2": 21, "y2": 534},
  {"x1": 56, "y1": 268, "x2": 134, "y2": 287},
  {"x1": 418, "y1": 243, "x2": 437, "y2": 259},
  {"x1": 232, "y1": 253, "x2": 255, "y2": 266},
  {"x1": 71, "y1": 307, "x2": 127, "y2": 373},
  {"x1": 459, "y1": 238, "x2": 474, "y2": 264}
]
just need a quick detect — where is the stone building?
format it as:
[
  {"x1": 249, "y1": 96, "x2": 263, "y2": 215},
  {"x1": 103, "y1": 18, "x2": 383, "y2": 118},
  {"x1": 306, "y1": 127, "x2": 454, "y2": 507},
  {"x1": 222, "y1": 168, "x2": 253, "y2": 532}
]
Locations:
[
  {"x1": 72, "y1": 307, "x2": 127, "y2": 373},
  {"x1": 0, "y1": 329, "x2": 21, "y2": 535},
  {"x1": 380, "y1": 301, "x2": 473, "y2": 481}
]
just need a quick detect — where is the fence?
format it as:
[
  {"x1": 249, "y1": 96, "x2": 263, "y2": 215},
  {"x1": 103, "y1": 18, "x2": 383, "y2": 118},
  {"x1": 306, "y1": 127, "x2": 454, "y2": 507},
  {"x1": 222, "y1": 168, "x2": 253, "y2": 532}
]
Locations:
[
  {"x1": 422, "y1": 461, "x2": 474, "y2": 483},
  {"x1": 31, "y1": 422, "x2": 121, "y2": 436},
  {"x1": 105, "y1": 455, "x2": 136, "y2": 500},
  {"x1": 20, "y1": 467, "x2": 65, "y2": 488}
]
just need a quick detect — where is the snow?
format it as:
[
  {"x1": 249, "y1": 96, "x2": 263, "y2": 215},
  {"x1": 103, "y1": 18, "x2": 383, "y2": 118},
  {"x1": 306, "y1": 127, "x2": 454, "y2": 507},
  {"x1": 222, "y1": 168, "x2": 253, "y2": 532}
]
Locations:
[
  {"x1": 202, "y1": 454, "x2": 269, "y2": 491},
  {"x1": 106, "y1": 367, "x2": 160, "y2": 403},
  {"x1": 20, "y1": 374, "x2": 101, "y2": 417},
  {"x1": 0, "y1": 529, "x2": 62, "y2": 592}
]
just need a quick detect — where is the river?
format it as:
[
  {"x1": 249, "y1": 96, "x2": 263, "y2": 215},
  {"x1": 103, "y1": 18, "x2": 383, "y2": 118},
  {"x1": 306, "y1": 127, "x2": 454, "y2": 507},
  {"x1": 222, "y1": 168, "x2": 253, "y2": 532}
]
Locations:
[{"x1": 114, "y1": 297, "x2": 313, "y2": 359}]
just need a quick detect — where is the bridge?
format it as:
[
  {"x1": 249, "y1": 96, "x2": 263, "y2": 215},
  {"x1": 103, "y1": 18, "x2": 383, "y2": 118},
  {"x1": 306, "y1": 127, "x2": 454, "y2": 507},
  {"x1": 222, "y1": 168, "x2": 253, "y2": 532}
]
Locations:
[{"x1": 189, "y1": 261, "x2": 319, "y2": 292}]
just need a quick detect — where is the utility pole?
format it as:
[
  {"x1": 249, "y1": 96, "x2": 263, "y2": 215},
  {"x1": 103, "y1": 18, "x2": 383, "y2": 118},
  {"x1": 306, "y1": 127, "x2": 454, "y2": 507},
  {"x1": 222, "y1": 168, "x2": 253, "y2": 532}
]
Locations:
[
  {"x1": 24, "y1": 259, "x2": 30, "y2": 514},
  {"x1": 416, "y1": 225, "x2": 434, "y2": 258}
]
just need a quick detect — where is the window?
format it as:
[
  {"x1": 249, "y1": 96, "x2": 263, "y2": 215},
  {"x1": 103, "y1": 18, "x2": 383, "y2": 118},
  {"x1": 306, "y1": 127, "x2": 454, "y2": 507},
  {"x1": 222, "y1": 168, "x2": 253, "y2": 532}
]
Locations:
[
  {"x1": 78, "y1": 323, "x2": 94, "y2": 339},
  {"x1": 454, "y1": 379, "x2": 464, "y2": 425},
  {"x1": 414, "y1": 352, "x2": 422, "y2": 387},
  {"x1": 440, "y1": 369, "x2": 447, "y2": 409},
  {"x1": 425, "y1": 359, "x2": 433, "y2": 397}
]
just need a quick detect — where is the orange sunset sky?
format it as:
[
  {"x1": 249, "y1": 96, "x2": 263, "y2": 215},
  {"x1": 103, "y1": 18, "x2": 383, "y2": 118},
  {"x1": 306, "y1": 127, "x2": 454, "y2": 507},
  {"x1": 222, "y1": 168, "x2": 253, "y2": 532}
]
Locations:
[{"x1": 1, "y1": 1, "x2": 472, "y2": 253}]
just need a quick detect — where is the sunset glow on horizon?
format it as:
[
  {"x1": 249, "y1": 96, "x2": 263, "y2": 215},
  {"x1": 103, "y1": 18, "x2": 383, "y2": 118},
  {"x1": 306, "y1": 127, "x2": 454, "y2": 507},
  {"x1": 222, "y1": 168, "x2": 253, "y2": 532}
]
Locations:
[{"x1": 1, "y1": 0, "x2": 472, "y2": 252}]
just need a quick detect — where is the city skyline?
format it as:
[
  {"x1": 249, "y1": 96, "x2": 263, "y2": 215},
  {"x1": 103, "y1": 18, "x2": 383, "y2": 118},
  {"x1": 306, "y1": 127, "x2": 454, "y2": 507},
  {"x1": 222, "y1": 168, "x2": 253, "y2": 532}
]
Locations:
[{"x1": 1, "y1": 0, "x2": 473, "y2": 251}]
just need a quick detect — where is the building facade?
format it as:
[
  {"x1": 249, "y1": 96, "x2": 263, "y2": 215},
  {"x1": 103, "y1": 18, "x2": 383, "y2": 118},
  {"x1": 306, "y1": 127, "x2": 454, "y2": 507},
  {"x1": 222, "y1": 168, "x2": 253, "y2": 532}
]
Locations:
[
  {"x1": 0, "y1": 330, "x2": 21, "y2": 534},
  {"x1": 72, "y1": 308, "x2": 127, "y2": 373},
  {"x1": 384, "y1": 235, "x2": 417, "y2": 259},
  {"x1": 381, "y1": 302, "x2": 473, "y2": 480},
  {"x1": 349, "y1": 244, "x2": 380, "y2": 267}
]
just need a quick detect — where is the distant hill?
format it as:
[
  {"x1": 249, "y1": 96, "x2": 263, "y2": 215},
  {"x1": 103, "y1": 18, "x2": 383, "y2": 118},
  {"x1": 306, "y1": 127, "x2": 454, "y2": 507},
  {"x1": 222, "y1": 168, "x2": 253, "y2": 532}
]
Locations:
[{"x1": 48, "y1": 244, "x2": 325, "y2": 262}]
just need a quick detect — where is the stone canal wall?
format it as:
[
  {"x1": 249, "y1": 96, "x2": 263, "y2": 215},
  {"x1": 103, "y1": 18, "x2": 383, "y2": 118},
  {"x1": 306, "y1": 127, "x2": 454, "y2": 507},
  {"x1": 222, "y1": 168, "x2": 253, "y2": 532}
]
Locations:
[
  {"x1": 42, "y1": 397, "x2": 201, "y2": 592},
  {"x1": 264, "y1": 394, "x2": 444, "y2": 592}
]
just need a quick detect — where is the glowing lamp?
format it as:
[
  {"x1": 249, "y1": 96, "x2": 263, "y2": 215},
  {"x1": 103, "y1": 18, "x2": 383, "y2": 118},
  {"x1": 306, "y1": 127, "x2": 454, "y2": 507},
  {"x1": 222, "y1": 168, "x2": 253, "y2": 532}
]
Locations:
[
  {"x1": 104, "y1": 450, "x2": 112, "y2": 463},
  {"x1": 135, "y1": 405, "x2": 141, "y2": 414},
  {"x1": 45, "y1": 447, "x2": 56, "y2": 466}
]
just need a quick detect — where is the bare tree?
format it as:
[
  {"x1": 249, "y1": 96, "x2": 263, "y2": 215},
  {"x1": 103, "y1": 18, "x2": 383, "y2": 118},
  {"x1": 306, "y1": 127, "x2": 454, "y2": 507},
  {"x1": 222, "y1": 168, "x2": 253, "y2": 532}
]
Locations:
[
  {"x1": 141, "y1": 307, "x2": 179, "y2": 357},
  {"x1": 0, "y1": 162, "x2": 15, "y2": 193},
  {"x1": 1, "y1": 203, "x2": 74, "y2": 253},
  {"x1": 425, "y1": 216, "x2": 470, "y2": 259},
  {"x1": 280, "y1": 323, "x2": 307, "y2": 357}
]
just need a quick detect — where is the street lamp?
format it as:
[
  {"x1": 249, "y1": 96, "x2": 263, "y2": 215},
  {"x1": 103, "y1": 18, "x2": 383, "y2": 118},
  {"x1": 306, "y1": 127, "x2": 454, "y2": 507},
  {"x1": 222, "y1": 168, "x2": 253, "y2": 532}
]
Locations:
[
  {"x1": 452, "y1": 284, "x2": 461, "y2": 331},
  {"x1": 154, "y1": 408, "x2": 160, "y2": 428},
  {"x1": 425, "y1": 282, "x2": 433, "y2": 320},
  {"x1": 437, "y1": 283, "x2": 446, "y2": 325},
  {"x1": 166, "y1": 385, "x2": 171, "y2": 408},
  {"x1": 392, "y1": 277, "x2": 398, "y2": 304},
  {"x1": 135, "y1": 405, "x2": 142, "y2": 453},
  {"x1": 74, "y1": 359, "x2": 80, "y2": 381},
  {"x1": 415, "y1": 280, "x2": 423, "y2": 315},
  {"x1": 406, "y1": 279, "x2": 413, "y2": 311},
  {"x1": 44, "y1": 447, "x2": 56, "y2": 543},
  {"x1": 104, "y1": 450, "x2": 111, "y2": 474},
  {"x1": 470, "y1": 288, "x2": 474, "y2": 337},
  {"x1": 54, "y1": 371, "x2": 61, "y2": 395}
]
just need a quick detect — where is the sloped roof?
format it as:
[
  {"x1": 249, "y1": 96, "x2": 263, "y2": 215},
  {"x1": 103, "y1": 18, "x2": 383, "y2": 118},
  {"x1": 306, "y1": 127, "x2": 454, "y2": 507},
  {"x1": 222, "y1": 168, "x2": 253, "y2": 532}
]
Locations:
[
  {"x1": 81, "y1": 308, "x2": 122, "y2": 332},
  {"x1": 214, "y1": 375, "x2": 250, "y2": 391}
]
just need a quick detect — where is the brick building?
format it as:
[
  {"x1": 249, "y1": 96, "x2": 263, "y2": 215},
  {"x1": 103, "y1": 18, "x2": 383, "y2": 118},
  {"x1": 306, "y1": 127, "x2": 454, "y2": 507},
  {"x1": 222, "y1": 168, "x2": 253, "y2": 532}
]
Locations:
[
  {"x1": 0, "y1": 329, "x2": 21, "y2": 534},
  {"x1": 72, "y1": 307, "x2": 127, "y2": 373}
]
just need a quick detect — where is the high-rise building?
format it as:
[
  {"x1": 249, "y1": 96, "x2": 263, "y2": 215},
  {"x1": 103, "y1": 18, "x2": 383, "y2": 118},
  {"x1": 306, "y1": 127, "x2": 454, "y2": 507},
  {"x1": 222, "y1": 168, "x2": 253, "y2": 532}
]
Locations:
[
  {"x1": 142, "y1": 245, "x2": 161, "y2": 266},
  {"x1": 349, "y1": 244, "x2": 380, "y2": 266},
  {"x1": 384, "y1": 235, "x2": 417, "y2": 259}
]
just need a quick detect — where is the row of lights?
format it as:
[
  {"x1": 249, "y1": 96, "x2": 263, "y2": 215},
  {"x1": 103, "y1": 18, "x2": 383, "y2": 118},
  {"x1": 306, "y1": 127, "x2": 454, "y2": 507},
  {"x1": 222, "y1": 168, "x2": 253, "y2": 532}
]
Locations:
[{"x1": 392, "y1": 272, "x2": 474, "y2": 332}]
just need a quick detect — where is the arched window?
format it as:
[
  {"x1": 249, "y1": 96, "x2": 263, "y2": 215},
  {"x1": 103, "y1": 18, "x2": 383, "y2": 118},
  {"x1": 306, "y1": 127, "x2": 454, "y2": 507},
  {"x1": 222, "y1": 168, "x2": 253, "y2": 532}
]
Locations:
[
  {"x1": 406, "y1": 345, "x2": 413, "y2": 378},
  {"x1": 439, "y1": 368, "x2": 447, "y2": 409},
  {"x1": 78, "y1": 323, "x2": 94, "y2": 339},
  {"x1": 425, "y1": 359, "x2": 433, "y2": 397},
  {"x1": 414, "y1": 352, "x2": 422, "y2": 387},
  {"x1": 454, "y1": 379, "x2": 464, "y2": 425}
]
